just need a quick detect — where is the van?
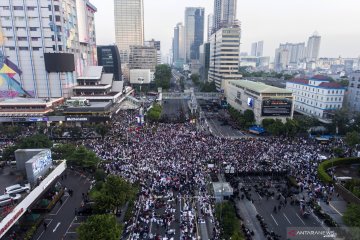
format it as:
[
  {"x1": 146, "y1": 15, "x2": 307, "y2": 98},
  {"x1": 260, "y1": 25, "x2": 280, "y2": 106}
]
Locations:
[{"x1": 5, "y1": 184, "x2": 30, "y2": 195}]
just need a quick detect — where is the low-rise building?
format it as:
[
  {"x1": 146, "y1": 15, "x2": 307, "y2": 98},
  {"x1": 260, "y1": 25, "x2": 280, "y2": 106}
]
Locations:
[
  {"x1": 225, "y1": 80, "x2": 294, "y2": 124},
  {"x1": 286, "y1": 75, "x2": 346, "y2": 122}
]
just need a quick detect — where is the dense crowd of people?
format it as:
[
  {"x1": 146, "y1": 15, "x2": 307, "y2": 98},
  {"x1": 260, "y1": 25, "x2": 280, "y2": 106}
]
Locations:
[{"x1": 76, "y1": 110, "x2": 347, "y2": 239}]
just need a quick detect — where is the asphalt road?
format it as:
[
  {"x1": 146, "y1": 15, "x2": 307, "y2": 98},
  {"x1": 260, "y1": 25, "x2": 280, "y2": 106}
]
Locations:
[
  {"x1": 33, "y1": 170, "x2": 91, "y2": 240},
  {"x1": 161, "y1": 99, "x2": 189, "y2": 121},
  {"x1": 234, "y1": 176, "x2": 326, "y2": 240}
]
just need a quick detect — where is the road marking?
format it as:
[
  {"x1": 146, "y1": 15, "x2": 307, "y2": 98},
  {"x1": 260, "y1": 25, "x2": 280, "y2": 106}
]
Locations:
[
  {"x1": 65, "y1": 216, "x2": 77, "y2": 234},
  {"x1": 329, "y1": 202, "x2": 343, "y2": 216},
  {"x1": 49, "y1": 196, "x2": 69, "y2": 215},
  {"x1": 283, "y1": 213, "x2": 292, "y2": 224},
  {"x1": 36, "y1": 219, "x2": 53, "y2": 240},
  {"x1": 257, "y1": 193, "x2": 262, "y2": 200},
  {"x1": 270, "y1": 214, "x2": 279, "y2": 226},
  {"x1": 296, "y1": 213, "x2": 306, "y2": 225},
  {"x1": 53, "y1": 222, "x2": 61, "y2": 232}
]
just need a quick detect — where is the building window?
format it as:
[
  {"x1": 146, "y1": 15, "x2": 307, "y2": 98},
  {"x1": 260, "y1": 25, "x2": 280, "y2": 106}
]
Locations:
[
  {"x1": 55, "y1": 15, "x2": 61, "y2": 22},
  {"x1": 32, "y1": 47, "x2": 41, "y2": 51},
  {"x1": 13, "y1": 6, "x2": 24, "y2": 10},
  {"x1": 17, "y1": 37, "x2": 27, "y2": 41},
  {"x1": 4, "y1": 27, "x2": 12, "y2": 31},
  {"x1": 29, "y1": 27, "x2": 37, "y2": 31},
  {"x1": 58, "y1": 45, "x2": 62, "y2": 51},
  {"x1": 6, "y1": 47, "x2": 15, "y2": 50},
  {"x1": 48, "y1": 5, "x2": 51, "y2": 11},
  {"x1": 31, "y1": 37, "x2": 39, "y2": 41},
  {"x1": 27, "y1": 6, "x2": 36, "y2": 11},
  {"x1": 54, "y1": 5, "x2": 60, "y2": 11},
  {"x1": 3, "y1": 6, "x2": 10, "y2": 10},
  {"x1": 19, "y1": 47, "x2": 29, "y2": 50}
]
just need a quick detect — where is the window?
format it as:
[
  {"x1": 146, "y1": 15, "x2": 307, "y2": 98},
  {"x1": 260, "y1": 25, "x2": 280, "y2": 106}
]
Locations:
[
  {"x1": 58, "y1": 45, "x2": 62, "y2": 51},
  {"x1": 4, "y1": 27, "x2": 12, "y2": 31},
  {"x1": 2, "y1": 16, "x2": 10, "y2": 20},
  {"x1": 55, "y1": 15, "x2": 61, "y2": 22},
  {"x1": 16, "y1": 27, "x2": 26, "y2": 31},
  {"x1": 27, "y1": 6, "x2": 36, "y2": 11},
  {"x1": 52, "y1": 45, "x2": 56, "y2": 51},
  {"x1": 54, "y1": 5, "x2": 60, "y2": 11},
  {"x1": 17, "y1": 37, "x2": 27, "y2": 41},
  {"x1": 48, "y1": 5, "x2": 52, "y2": 11},
  {"x1": 30, "y1": 27, "x2": 37, "y2": 31},
  {"x1": 32, "y1": 47, "x2": 41, "y2": 51},
  {"x1": 13, "y1": 6, "x2": 24, "y2": 10},
  {"x1": 6, "y1": 37, "x2": 13, "y2": 40},
  {"x1": 6, "y1": 47, "x2": 15, "y2": 50},
  {"x1": 31, "y1": 37, "x2": 39, "y2": 41},
  {"x1": 49, "y1": 15, "x2": 53, "y2": 21},
  {"x1": 19, "y1": 47, "x2": 29, "y2": 50},
  {"x1": 3, "y1": 6, "x2": 9, "y2": 10}
]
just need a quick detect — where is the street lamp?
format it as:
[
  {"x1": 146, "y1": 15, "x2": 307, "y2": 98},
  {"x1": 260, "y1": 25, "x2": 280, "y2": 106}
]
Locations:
[{"x1": 138, "y1": 77, "x2": 144, "y2": 99}]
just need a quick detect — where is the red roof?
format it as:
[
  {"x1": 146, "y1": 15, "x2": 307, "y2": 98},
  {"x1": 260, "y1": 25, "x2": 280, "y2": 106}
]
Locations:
[{"x1": 311, "y1": 75, "x2": 330, "y2": 81}]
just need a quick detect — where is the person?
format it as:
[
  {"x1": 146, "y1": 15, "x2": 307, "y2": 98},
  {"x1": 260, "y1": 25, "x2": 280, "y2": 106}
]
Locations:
[{"x1": 43, "y1": 222, "x2": 48, "y2": 230}]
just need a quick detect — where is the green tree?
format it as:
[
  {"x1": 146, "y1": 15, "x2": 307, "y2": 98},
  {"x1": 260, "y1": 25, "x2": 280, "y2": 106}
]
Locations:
[
  {"x1": 147, "y1": 104, "x2": 162, "y2": 122},
  {"x1": 70, "y1": 126, "x2": 82, "y2": 138},
  {"x1": 243, "y1": 109, "x2": 255, "y2": 126},
  {"x1": 67, "y1": 146, "x2": 100, "y2": 169},
  {"x1": 343, "y1": 204, "x2": 360, "y2": 228},
  {"x1": 262, "y1": 118, "x2": 275, "y2": 129},
  {"x1": 95, "y1": 124, "x2": 109, "y2": 139},
  {"x1": 191, "y1": 74, "x2": 200, "y2": 86},
  {"x1": 201, "y1": 81, "x2": 217, "y2": 92},
  {"x1": 345, "y1": 131, "x2": 360, "y2": 156},
  {"x1": 1, "y1": 145, "x2": 17, "y2": 161},
  {"x1": 52, "y1": 143, "x2": 76, "y2": 160},
  {"x1": 77, "y1": 214, "x2": 122, "y2": 240},
  {"x1": 18, "y1": 134, "x2": 53, "y2": 149},
  {"x1": 154, "y1": 64, "x2": 172, "y2": 89},
  {"x1": 331, "y1": 109, "x2": 350, "y2": 135},
  {"x1": 267, "y1": 119, "x2": 285, "y2": 136},
  {"x1": 284, "y1": 118, "x2": 300, "y2": 137}
]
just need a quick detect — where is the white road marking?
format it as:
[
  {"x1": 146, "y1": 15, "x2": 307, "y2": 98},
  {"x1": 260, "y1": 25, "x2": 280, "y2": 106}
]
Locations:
[
  {"x1": 36, "y1": 219, "x2": 53, "y2": 240},
  {"x1": 283, "y1": 213, "x2": 292, "y2": 224},
  {"x1": 49, "y1": 196, "x2": 69, "y2": 216},
  {"x1": 65, "y1": 216, "x2": 77, "y2": 235},
  {"x1": 271, "y1": 214, "x2": 279, "y2": 226},
  {"x1": 296, "y1": 213, "x2": 306, "y2": 225},
  {"x1": 257, "y1": 193, "x2": 262, "y2": 200},
  {"x1": 52, "y1": 222, "x2": 61, "y2": 232},
  {"x1": 329, "y1": 203, "x2": 343, "y2": 216}
]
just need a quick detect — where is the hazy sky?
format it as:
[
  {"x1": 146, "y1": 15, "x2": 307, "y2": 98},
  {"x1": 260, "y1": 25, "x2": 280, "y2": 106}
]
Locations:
[{"x1": 91, "y1": 0, "x2": 360, "y2": 59}]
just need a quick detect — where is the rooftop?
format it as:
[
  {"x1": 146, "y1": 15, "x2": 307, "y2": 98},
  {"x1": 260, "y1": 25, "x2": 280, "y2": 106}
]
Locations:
[
  {"x1": 229, "y1": 80, "x2": 292, "y2": 94},
  {"x1": 78, "y1": 66, "x2": 103, "y2": 79},
  {"x1": 0, "y1": 97, "x2": 63, "y2": 105}
]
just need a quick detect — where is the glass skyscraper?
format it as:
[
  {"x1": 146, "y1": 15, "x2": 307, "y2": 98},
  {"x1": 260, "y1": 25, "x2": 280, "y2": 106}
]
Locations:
[{"x1": 184, "y1": 7, "x2": 205, "y2": 63}]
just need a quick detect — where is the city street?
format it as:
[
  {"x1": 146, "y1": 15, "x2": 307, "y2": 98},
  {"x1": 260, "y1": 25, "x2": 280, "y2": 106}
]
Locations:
[{"x1": 33, "y1": 170, "x2": 91, "y2": 240}]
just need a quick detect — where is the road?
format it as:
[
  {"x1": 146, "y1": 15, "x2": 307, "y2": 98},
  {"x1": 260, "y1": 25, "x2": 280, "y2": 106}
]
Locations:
[{"x1": 33, "y1": 170, "x2": 91, "y2": 240}]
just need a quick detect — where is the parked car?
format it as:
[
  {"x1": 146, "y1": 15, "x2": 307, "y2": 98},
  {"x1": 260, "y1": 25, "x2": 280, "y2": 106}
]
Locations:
[
  {"x1": 0, "y1": 194, "x2": 21, "y2": 207},
  {"x1": 5, "y1": 184, "x2": 30, "y2": 195}
]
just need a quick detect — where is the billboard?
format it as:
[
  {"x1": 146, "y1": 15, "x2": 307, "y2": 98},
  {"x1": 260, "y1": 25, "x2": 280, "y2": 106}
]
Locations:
[
  {"x1": 44, "y1": 53, "x2": 75, "y2": 72},
  {"x1": 261, "y1": 98, "x2": 292, "y2": 116},
  {"x1": 247, "y1": 97, "x2": 254, "y2": 108},
  {"x1": 25, "y1": 149, "x2": 53, "y2": 183}
]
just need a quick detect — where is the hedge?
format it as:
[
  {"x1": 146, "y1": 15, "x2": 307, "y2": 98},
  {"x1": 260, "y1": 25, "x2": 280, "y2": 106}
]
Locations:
[{"x1": 317, "y1": 157, "x2": 360, "y2": 184}]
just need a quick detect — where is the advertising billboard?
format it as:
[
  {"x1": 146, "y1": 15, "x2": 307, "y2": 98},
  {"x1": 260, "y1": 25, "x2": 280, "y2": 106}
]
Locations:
[
  {"x1": 44, "y1": 53, "x2": 75, "y2": 72},
  {"x1": 261, "y1": 98, "x2": 292, "y2": 116},
  {"x1": 25, "y1": 149, "x2": 53, "y2": 183}
]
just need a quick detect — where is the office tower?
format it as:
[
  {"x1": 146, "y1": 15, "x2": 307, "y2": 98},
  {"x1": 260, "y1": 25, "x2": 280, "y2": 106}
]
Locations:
[
  {"x1": 306, "y1": 33, "x2": 321, "y2": 61},
  {"x1": 0, "y1": 0, "x2": 97, "y2": 98},
  {"x1": 172, "y1": 23, "x2": 185, "y2": 67},
  {"x1": 208, "y1": 26, "x2": 242, "y2": 90},
  {"x1": 114, "y1": 0, "x2": 144, "y2": 79},
  {"x1": 145, "y1": 39, "x2": 161, "y2": 65},
  {"x1": 97, "y1": 45, "x2": 122, "y2": 81},
  {"x1": 199, "y1": 42, "x2": 210, "y2": 81},
  {"x1": 184, "y1": 7, "x2": 205, "y2": 63},
  {"x1": 274, "y1": 48, "x2": 290, "y2": 71},
  {"x1": 129, "y1": 46, "x2": 157, "y2": 72},
  {"x1": 251, "y1": 41, "x2": 264, "y2": 57},
  {"x1": 207, "y1": 14, "x2": 214, "y2": 41},
  {"x1": 213, "y1": 0, "x2": 237, "y2": 33},
  {"x1": 274, "y1": 42, "x2": 306, "y2": 69}
]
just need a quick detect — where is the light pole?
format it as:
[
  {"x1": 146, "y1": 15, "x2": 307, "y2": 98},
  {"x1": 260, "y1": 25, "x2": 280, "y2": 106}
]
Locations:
[{"x1": 138, "y1": 77, "x2": 144, "y2": 99}]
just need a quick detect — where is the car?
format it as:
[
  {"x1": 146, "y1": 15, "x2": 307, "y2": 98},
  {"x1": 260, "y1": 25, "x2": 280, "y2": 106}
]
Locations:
[
  {"x1": 5, "y1": 184, "x2": 30, "y2": 195},
  {"x1": 0, "y1": 194, "x2": 20, "y2": 207},
  {"x1": 9, "y1": 193, "x2": 21, "y2": 201}
]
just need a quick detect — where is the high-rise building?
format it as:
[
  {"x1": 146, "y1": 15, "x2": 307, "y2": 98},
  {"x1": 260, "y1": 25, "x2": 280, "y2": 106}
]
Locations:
[
  {"x1": 251, "y1": 42, "x2": 258, "y2": 56},
  {"x1": 184, "y1": 7, "x2": 205, "y2": 63},
  {"x1": 145, "y1": 39, "x2": 161, "y2": 65},
  {"x1": 0, "y1": 0, "x2": 97, "y2": 98},
  {"x1": 208, "y1": 26, "x2": 242, "y2": 90},
  {"x1": 97, "y1": 45, "x2": 122, "y2": 81},
  {"x1": 199, "y1": 42, "x2": 210, "y2": 81},
  {"x1": 274, "y1": 42, "x2": 305, "y2": 70},
  {"x1": 207, "y1": 14, "x2": 214, "y2": 42},
  {"x1": 347, "y1": 71, "x2": 360, "y2": 112},
  {"x1": 114, "y1": 0, "x2": 144, "y2": 80},
  {"x1": 213, "y1": 0, "x2": 237, "y2": 33},
  {"x1": 172, "y1": 22, "x2": 185, "y2": 67},
  {"x1": 306, "y1": 33, "x2": 321, "y2": 61},
  {"x1": 256, "y1": 41, "x2": 264, "y2": 57},
  {"x1": 129, "y1": 45, "x2": 157, "y2": 72}
]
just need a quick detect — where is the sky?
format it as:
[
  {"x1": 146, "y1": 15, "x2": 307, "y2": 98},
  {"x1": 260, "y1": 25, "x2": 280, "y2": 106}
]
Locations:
[{"x1": 91, "y1": 0, "x2": 360, "y2": 59}]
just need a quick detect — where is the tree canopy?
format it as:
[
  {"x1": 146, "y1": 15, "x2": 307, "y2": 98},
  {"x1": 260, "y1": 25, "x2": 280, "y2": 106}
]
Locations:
[
  {"x1": 77, "y1": 214, "x2": 122, "y2": 240},
  {"x1": 343, "y1": 204, "x2": 360, "y2": 228},
  {"x1": 154, "y1": 64, "x2": 172, "y2": 89}
]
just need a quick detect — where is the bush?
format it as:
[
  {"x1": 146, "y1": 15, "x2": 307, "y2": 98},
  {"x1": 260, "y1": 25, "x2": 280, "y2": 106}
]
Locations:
[
  {"x1": 317, "y1": 157, "x2": 360, "y2": 184},
  {"x1": 343, "y1": 204, "x2": 360, "y2": 228}
]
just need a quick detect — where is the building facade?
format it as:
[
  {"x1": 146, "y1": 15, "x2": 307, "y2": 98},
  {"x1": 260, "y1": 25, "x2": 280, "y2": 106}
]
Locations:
[
  {"x1": 286, "y1": 75, "x2": 345, "y2": 122},
  {"x1": 208, "y1": 27, "x2": 242, "y2": 90},
  {"x1": 199, "y1": 42, "x2": 210, "y2": 81},
  {"x1": 251, "y1": 41, "x2": 263, "y2": 57},
  {"x1": 274, "y1": 43, "x2": 306, "y2": 71},
  {"x1": 114, "y1": 0, "x2": 144, "y2": 80},
  {"x1": 172, "y1": 22, "x2": 185, "y2": 68},
  {"x1": 0, "y1": 0, "x2": 97, "y2": 98},
  {"x1": 145, "y1": 39, "x2": 161, "y2": 65},
  {"x1": 225, "y1": 80, "x2": 294, "y2": 124},
  {"x1": 207, "y1": 14, "x2": 214, "y2": 42},
  {"x1": 213, "y1": 0, "x2": 237, "y2": 33},
  {"x1": 184, "y1": 7, "x2": 204, "y2": 63},
  {"x1": 306, "y1": 33, "x2": 321, "y2": 61},
  {"x1": 347, "y1": 70, "x2": 360, "y2": 112},
  {"x1": 97, "y1": 45, "x2": 122, "y2": 81},
  {"x1": 129, "y1": 45, "x2": 157, "y2": 72}
]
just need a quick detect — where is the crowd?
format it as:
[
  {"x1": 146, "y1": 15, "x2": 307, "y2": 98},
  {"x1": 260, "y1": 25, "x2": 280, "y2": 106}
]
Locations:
[{"x1": 75, "y1": 109, "x2": 347, "y2": 239}]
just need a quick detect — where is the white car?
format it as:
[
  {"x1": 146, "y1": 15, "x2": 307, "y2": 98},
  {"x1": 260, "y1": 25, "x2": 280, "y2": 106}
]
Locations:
[
  {"x1": 5, "y1": 184, "x2": 30, "y2": 195},
  {"x1": 9, "y1": 193, "x2": 21, "y2": 201}
]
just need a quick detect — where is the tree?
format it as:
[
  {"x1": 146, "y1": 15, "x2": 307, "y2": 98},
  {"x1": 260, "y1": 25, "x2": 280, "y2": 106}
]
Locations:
[
  {"x1": 91, "y1": 175, "x2": 137, "y2": 214},
  {"x1": 1, "y1": 145, "x2": 18, "y2": 162},
  {"x1": 343, "y1": 204, "x2": 360, "y2": 228},
  {"x1": 52, "y1": 143, "x2": 76, "y2": 160},
  {"x1": 262, "y1": 118, "x2": 275, "y2": 129},
  {"x1": 331, "y1": 109, "x2": 350, "y2": 135},
  {"x1": 243, "y1": 109, "x2": 255, "y2": 126},
  {"x1": 77, "y1": 214, "x2": 122, "y2": 240},
  {"x1": 191, "y1": 74, "x2": 200, "y2": 86},
  {"x1": 345, "y1": 131, "x2": 360, "y2": 156},
  {"x1": 67, "y1": 146, "x2": 100, "y2": 169},
  {"x1": 95, "y1": 124, "x2": 109, "y2": 138},
  {"x1": 201, "y1": 81, "x2": 217, "y2": 92},
  {"x1": 267, "y1": 119, "x2": 285, "y2": 136},
  {"x1": 147, "y1": 104, "x2": 162, "y2": 122},
  {"x1": 154, "y1": 64, "x2": 172, "y2": 89},
  {"x1": 18, "y1": 134, "x2": 53, "y2": 149}
]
